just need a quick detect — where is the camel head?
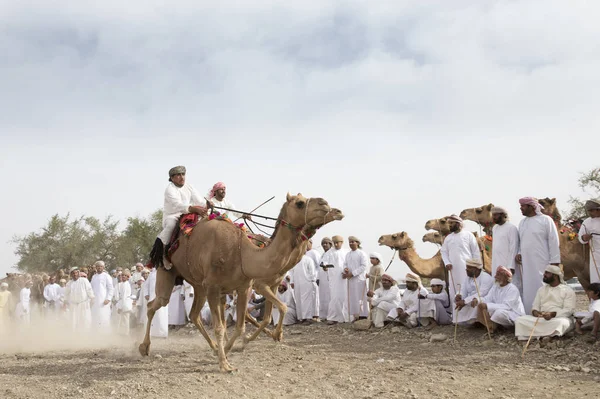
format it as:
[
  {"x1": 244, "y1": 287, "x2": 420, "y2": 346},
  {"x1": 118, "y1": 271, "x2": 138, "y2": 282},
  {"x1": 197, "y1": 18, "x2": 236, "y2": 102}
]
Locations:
[
  {"x1": 424, "y1": 216, "x2": 451, "y2": 235},
  {"x1": 422, "y1": 231, "x2": 444, "y2": 246},
  {"x1": 459, "y1": 203, "x2": 494, "y2": 226},
  {"x1": 280, "y1": 193, "x2": 344, "y2": 235},
  {"x1": 378, "y1": 231, "x2": 414, "y2": 250},
  {"x1": 538, "y1": 197, "x2": 561, "y2": 222}
]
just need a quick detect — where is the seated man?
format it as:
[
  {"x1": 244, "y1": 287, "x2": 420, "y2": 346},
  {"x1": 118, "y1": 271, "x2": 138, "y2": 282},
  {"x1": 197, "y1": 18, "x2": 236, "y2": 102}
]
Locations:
[
  {"x1": 272, "y1": 281, "x2": 297, "y2": 326},
  {"x1": 389, "y1": 273, "x2": 435, "y2": 328},
  {"x1": 455, "y1": 258, "x2": 494, "y2": 325},
  {"x1": 150, "y1": 165, "x2": 207, "y2": 269},
  {"x1": 515, "y1": 265, "x2": 576, "y2": 341},
  {"x1": 575, "y1": 282, "x2": 600, "y2": 342},
  {"x1": 367, "y1": 274, "x2": 401, "y2": 328},
  {"x1": 475, "y1": 266, "x2": 524, "y2": 331},
  {"x1": 420, "y1": 278, "x2": 452, "y2": 327}
]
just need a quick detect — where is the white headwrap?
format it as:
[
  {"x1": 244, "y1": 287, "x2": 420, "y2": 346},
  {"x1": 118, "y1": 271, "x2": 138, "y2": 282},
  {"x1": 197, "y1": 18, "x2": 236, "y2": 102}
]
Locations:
[
  {"x1": 405, "y1": 273, "x2": 422, "y2": 284},
  {"x1": 545, "y1": 265, "x2": 565, "y2": 283},
  {"x1": 430, "y1": 278, "x2": 445, "y2": 286},
  {"x1": 369, "y1": 252, "x2": 382, "y2": 263},
  {"x1": 93, "y1": 260, "x2": 105, "y2": 268},
  {"x1": 465, "y1": 258, "x2": 483, "y2": 269},
  {"x1": 491, "y1": 206, "x2": 507, "y2": 215},
  {"x1": 0, "y1": 282, "x2": 8, "y2": 288}
]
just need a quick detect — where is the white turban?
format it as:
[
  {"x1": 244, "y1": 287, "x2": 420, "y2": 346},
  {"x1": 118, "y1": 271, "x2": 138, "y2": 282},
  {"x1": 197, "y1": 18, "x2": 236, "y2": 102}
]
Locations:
[
  {"x1": 491, "y1": 206, "x2": 507, "y2": 214},
  {"x1": 69, "y1": 266, "x2": 79, "y2": 273},
  {"x1": 465, "y1": 258, "x2": 483, "y2": 269},
  {"x1": 0, "y1": 282, "x2": 8, "y2": 288},
  {"x1": 545, "y1": 265, "x2": 565, "y2": 283},
  {"x1": 405, "y1": 273, "x2": 421, "y2": 284},
  {"x1": 430, "y1": 278, "x2": 445, "y2": 286},
  {"x1": 369, "y1": 252, "x2": 382, "y2": 263},
  {"x1": 135, "y1": 262, "x2": 144, "y2": 268},
  {"x1": 94, "y1": 260, "x2": 105, "y2": 268}
]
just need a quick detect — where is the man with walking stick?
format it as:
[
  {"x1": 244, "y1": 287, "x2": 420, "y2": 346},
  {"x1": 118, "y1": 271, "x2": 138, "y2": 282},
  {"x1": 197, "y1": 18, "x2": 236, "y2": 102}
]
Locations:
[{"x1": 578, "y1": 199, "x2": 600, "y2": 284}]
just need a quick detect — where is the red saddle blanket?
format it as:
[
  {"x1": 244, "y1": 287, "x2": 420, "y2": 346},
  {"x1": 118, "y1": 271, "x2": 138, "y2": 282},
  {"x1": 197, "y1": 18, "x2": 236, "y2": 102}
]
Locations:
[{"x1": 166, "y1": 212, "x2": 268, "y2": 261}]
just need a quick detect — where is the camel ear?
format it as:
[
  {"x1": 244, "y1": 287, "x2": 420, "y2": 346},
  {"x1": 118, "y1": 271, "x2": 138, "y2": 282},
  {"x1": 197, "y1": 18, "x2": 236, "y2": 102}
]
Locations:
[
  {"x1": 400, "y1": 232, "x2": 405, "y2": 238},
  {"x1": 487, "y1": 204, "x2": 493, "y2": 210},
  {"x1": 286, "y1": 193, "x2": 292, "y2": 202},
  {"x1": 550, "y1": 198, "x2": 556, "y2": 205}
]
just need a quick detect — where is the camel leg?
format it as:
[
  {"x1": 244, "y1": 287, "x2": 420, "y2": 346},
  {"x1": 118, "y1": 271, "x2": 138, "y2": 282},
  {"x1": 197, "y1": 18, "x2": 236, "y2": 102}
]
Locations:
[
  {"x1": 188, "y1": 285, "x2": 217, "y2": 351},
  {"x1": 224, "y1": 285, "x2": 251, "y2": 354},
  {"x1": 245, "y1": 312, "x2": 274, "y2": 338},
  {"x1": 244, "y1": 286, "x2": 285, "y2": 344},
  {"x1": 139, "y1": 268, "x2": 176, "y2": 356},
  {"x1": 207, "y1": 288, "x2": 235, "y2": 372}
]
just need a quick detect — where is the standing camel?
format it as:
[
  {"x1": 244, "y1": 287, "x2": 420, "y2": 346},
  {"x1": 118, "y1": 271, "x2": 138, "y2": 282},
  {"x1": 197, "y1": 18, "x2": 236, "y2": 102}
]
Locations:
[{"x1": 138, "y1": 193, "x2": 343, "y2": 372}]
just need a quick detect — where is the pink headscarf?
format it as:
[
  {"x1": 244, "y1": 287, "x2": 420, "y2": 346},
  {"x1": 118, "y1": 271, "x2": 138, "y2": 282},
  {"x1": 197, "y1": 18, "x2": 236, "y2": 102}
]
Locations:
[
  {"x1": 208, "y1": 182, "x2": 226, "y2": 199},
  {"x1": 496, "y1": 266, "x2": 512, "y2": 279},
  {"x1": 519, "y1": 197, "x2": 544, "y2": 215}
]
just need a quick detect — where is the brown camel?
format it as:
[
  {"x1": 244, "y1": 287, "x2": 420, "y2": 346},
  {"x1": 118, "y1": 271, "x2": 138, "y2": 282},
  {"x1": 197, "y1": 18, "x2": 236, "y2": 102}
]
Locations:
[
  {"x1": 424, "y1": 216, "x2": 493, "y2": 274},
  {"x1": 422, "y1": 231, "x2": 444, "y2": 246},
  {"x1": 459, "y1": 203, "x2": 495, "y2": 235},
  {"x1": 378, "y1": 232, "x2": 445, "y2": 279},
  {"x1": 138, "y1": 194, "x2": 343, "y2": 372}
]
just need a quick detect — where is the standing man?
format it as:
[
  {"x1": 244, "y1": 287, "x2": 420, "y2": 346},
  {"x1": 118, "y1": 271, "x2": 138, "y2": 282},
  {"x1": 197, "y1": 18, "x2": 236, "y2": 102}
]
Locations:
[
  {"x1": 323, "y1": 235, "x2": 349, "y2": 324},
  {"x1": 116, "y1": 272, "x2": 133, "y2": 335},
  {"x1": 43, "y1": 276, "x2": 62, "y2": 316},
  {"x1": 90, "y1": 260, "x2": 114, "y2": 332},
  {"x1": 516, "y1": 197, "x2": 560, "y2": 314},
  {"x1": 207, "y1": 182, "x2": 250, "y2": 220},
  {"x1": 579, "y1": 199, "x2": 600, "y2": 284},
  {"x1": 15, "y1": 280, "x2": 32, "y2": 325},
  {"x1": 0, "y1": 282, "x2": 13, "y2": 333},
  {"x1": 182, "y1": 280, "x2": 194, "y2": 323},
  {"x1": 490, "y1": 207, "x2": 521, "y2": 295},
  {"x1": 317, "y1": 237, "x2": 333, "y2": 321},
  {"x1": 150, "y1": 166, "x2": 207, "y2": 269},
  {"x1": 64, "y1": 267, "x2": 95, "y2": 331},
  {"x1": 289, "y1": 251, "x2": 319, "y2": 324},
  {"x1": 131, "y1": 263, "x2": 144, "y2": 289},
  {"x1": 145, "y1": 268, "x2": 168, "y2": 338},
  {"x1": 342, "y1": 236, "x2": 369, "y2": 322},
  {"x1": 441, "y1": 214, "x2": 481, "y2": 315}
]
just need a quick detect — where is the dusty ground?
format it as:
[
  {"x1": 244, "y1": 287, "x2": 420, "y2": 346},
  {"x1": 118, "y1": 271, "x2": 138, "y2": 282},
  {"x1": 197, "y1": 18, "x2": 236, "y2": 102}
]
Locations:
[{"x1": 1, "y1": 295, "x2": 600, "y2": 399}]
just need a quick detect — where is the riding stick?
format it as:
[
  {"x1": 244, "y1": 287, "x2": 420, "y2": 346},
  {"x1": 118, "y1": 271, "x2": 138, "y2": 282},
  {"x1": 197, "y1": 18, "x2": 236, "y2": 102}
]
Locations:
[
  {"x1": 234, "y1": 196, "x2": 275, "y2": 222},
  {"x1": 473, "y1": 276, "x2": 492, "y2": 340},
  {"x1": 521, "y1": 317, "x2": 540, "y2": 359},
  {"x1": 384, "y1": 249, "x2": 397, "y2": 272},
  {"x1": 453, "y1": 283, "x2": 461, "y2": 343},
  {"x1": 588, "y1": 240, "x2": 600, "y2": 281}
]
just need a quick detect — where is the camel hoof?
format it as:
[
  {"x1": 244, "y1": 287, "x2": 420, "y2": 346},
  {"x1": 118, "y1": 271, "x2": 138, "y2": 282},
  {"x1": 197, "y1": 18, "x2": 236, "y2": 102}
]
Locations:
[
  {"x1": 273, "y1": 331, "x2": 283, "y2": 342},
  {"x1": 220, "y1": 364, "x2": 238, "y2": 373},
  {"x1": 138, "y1": 343, "x2": 150, "y2": 356}
]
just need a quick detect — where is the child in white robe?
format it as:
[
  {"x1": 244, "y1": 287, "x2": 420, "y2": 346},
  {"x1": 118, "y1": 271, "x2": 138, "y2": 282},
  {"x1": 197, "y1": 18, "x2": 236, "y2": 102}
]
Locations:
[{"x1": 575, "y1": 282, "x2": 600, "y2": 342}]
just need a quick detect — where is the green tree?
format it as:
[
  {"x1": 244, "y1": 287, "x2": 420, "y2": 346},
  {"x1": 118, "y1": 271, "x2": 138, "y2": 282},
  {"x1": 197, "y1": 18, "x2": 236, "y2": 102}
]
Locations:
[
  {"x1": 567, "y1": 167, "x2": 600, "y2": 220},
  {"x1": 113, "y1": 210, "x2": 163, "y2": 267}
]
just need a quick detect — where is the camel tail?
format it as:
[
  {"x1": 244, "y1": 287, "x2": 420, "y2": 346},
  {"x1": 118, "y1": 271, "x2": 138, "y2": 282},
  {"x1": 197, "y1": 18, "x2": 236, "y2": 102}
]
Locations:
[{"x1": 149, "y1": 238, "x2": 164, "y2": 269}]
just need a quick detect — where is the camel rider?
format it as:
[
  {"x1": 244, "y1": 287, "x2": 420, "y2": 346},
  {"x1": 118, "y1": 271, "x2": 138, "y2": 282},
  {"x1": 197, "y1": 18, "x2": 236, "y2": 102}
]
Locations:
[
  {"x1": 150, "y1": 165, "x2": 207, "y2": 269},
  {"x1": 207, "y1": 182, "x2": 251, "y2": 220}
]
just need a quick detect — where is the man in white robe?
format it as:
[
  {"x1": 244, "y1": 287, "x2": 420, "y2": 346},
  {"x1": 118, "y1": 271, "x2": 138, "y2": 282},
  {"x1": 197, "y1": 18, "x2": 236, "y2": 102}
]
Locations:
[
  {"x1": 272, "y1": 281, "x2": 297, "y2": 326},
  {"x1": 515, "y1": 265, "x2": 576, "y2": 341},
  {"x1": 389, "y1": 273, "x2": 436, "y2": 328},
  {"x1": 317, "y1": 237, "x2": 333, "y2": 320},
  {"x1": 145, "y1": 268, "x2": 168, "y2": 338},
  {"x1": 441, "y1": 215, "x2": 481, "y2": 315},
  {"x1": 131, "y1": 263, "x2": 144, "y2": 289},
  {"x1": 43, "y1": 276, "x2": 62, "y2": 316},
  {"x1": 367, "y1": 274, "x2": 401, "y2": 328},
  {"x1": 324, "y1": 235, "x2": 349, "y2": 324},
  {"x1": 476, "y1": 266, "x2": 524, "y2": 330},
  {"x1": 490, "y1": 207, "x2": 521, "y2": 295},
  {"x1": 575, "y1": 282, "x2": 600, "y2": 342},
  {"x1": 454, "y1": 258, "x2": 494, "y2": 325},
  {"x1": 168, "y1": 283, "x2": 186, "y2": 327},
  {"x1": 207, "y1": 181, "x2": 249, "y2": 220},
  {"x1": 64, "y1": 268, "x2": 95, "y2": 331},
  {"x1": 516, "y1": 197, "x2": 560, "y2": 314},
  {"x1": 116, "y1": 273, "x2": 133, "y2": 335},
  {"x1": 578, "y1": 199, "x2": 600, "y2": 284},
  {"x1": 289, "y1": 254, "x2": 319, "y2": 324},
  {"x1": 0, "y1": 283, "x2": 13, "y2": 333},
  {"x1": 15, "y1": 280, "x2": 32, "y2": 325},
  {"x1": 151, "y1": 165, "x2": 207, "y2": 269},
  {"x1": 90, "y1": 260, "x2": 114, "y2": 332},
  {"x1": 182, "y1": 280, "x2": 194, "y2": 322},
  {"x1": 422, "y1": 278, "x2": 452, "y2": 326},
  {"x1": 342, "y1": 236, "x2": 369, "y2": 321}
]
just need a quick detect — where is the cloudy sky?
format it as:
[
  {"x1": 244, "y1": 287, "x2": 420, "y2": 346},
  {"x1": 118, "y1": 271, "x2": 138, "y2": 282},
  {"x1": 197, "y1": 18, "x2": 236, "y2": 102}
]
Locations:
[{"x1": 1, "y1": 0, "x2": 598, "y2": 280}]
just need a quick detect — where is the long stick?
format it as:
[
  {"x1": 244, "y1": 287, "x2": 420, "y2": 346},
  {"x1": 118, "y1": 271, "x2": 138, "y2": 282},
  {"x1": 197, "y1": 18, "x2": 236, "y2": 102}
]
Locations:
[
  {"x1": 204, "y1": 198, "x2": 278, "y2": 221},
  {"x1": 588, "y1": 239, "x2": 600, "y2": 281},
  {"x1": 473, "y1": 275, "x2": 492, "y2": 340},
  {"x1": 367, "y1": 270, "x2": 379, "y2": 323},
  {"x1": 454, "y1": 283, "x2": 461, "y2": 343},
  {"x1": 521, "y1": 317, "x2": 540, "y2": 359},
  {"x1": 384, "y1": 249, "x2": 397, "y2": 272},
  {"x1": 347, "y1": 276, "x2": 351, "y2": 323},
  {"x1": 234, "y1": 196, "x2": 275, "y2": 222}
]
